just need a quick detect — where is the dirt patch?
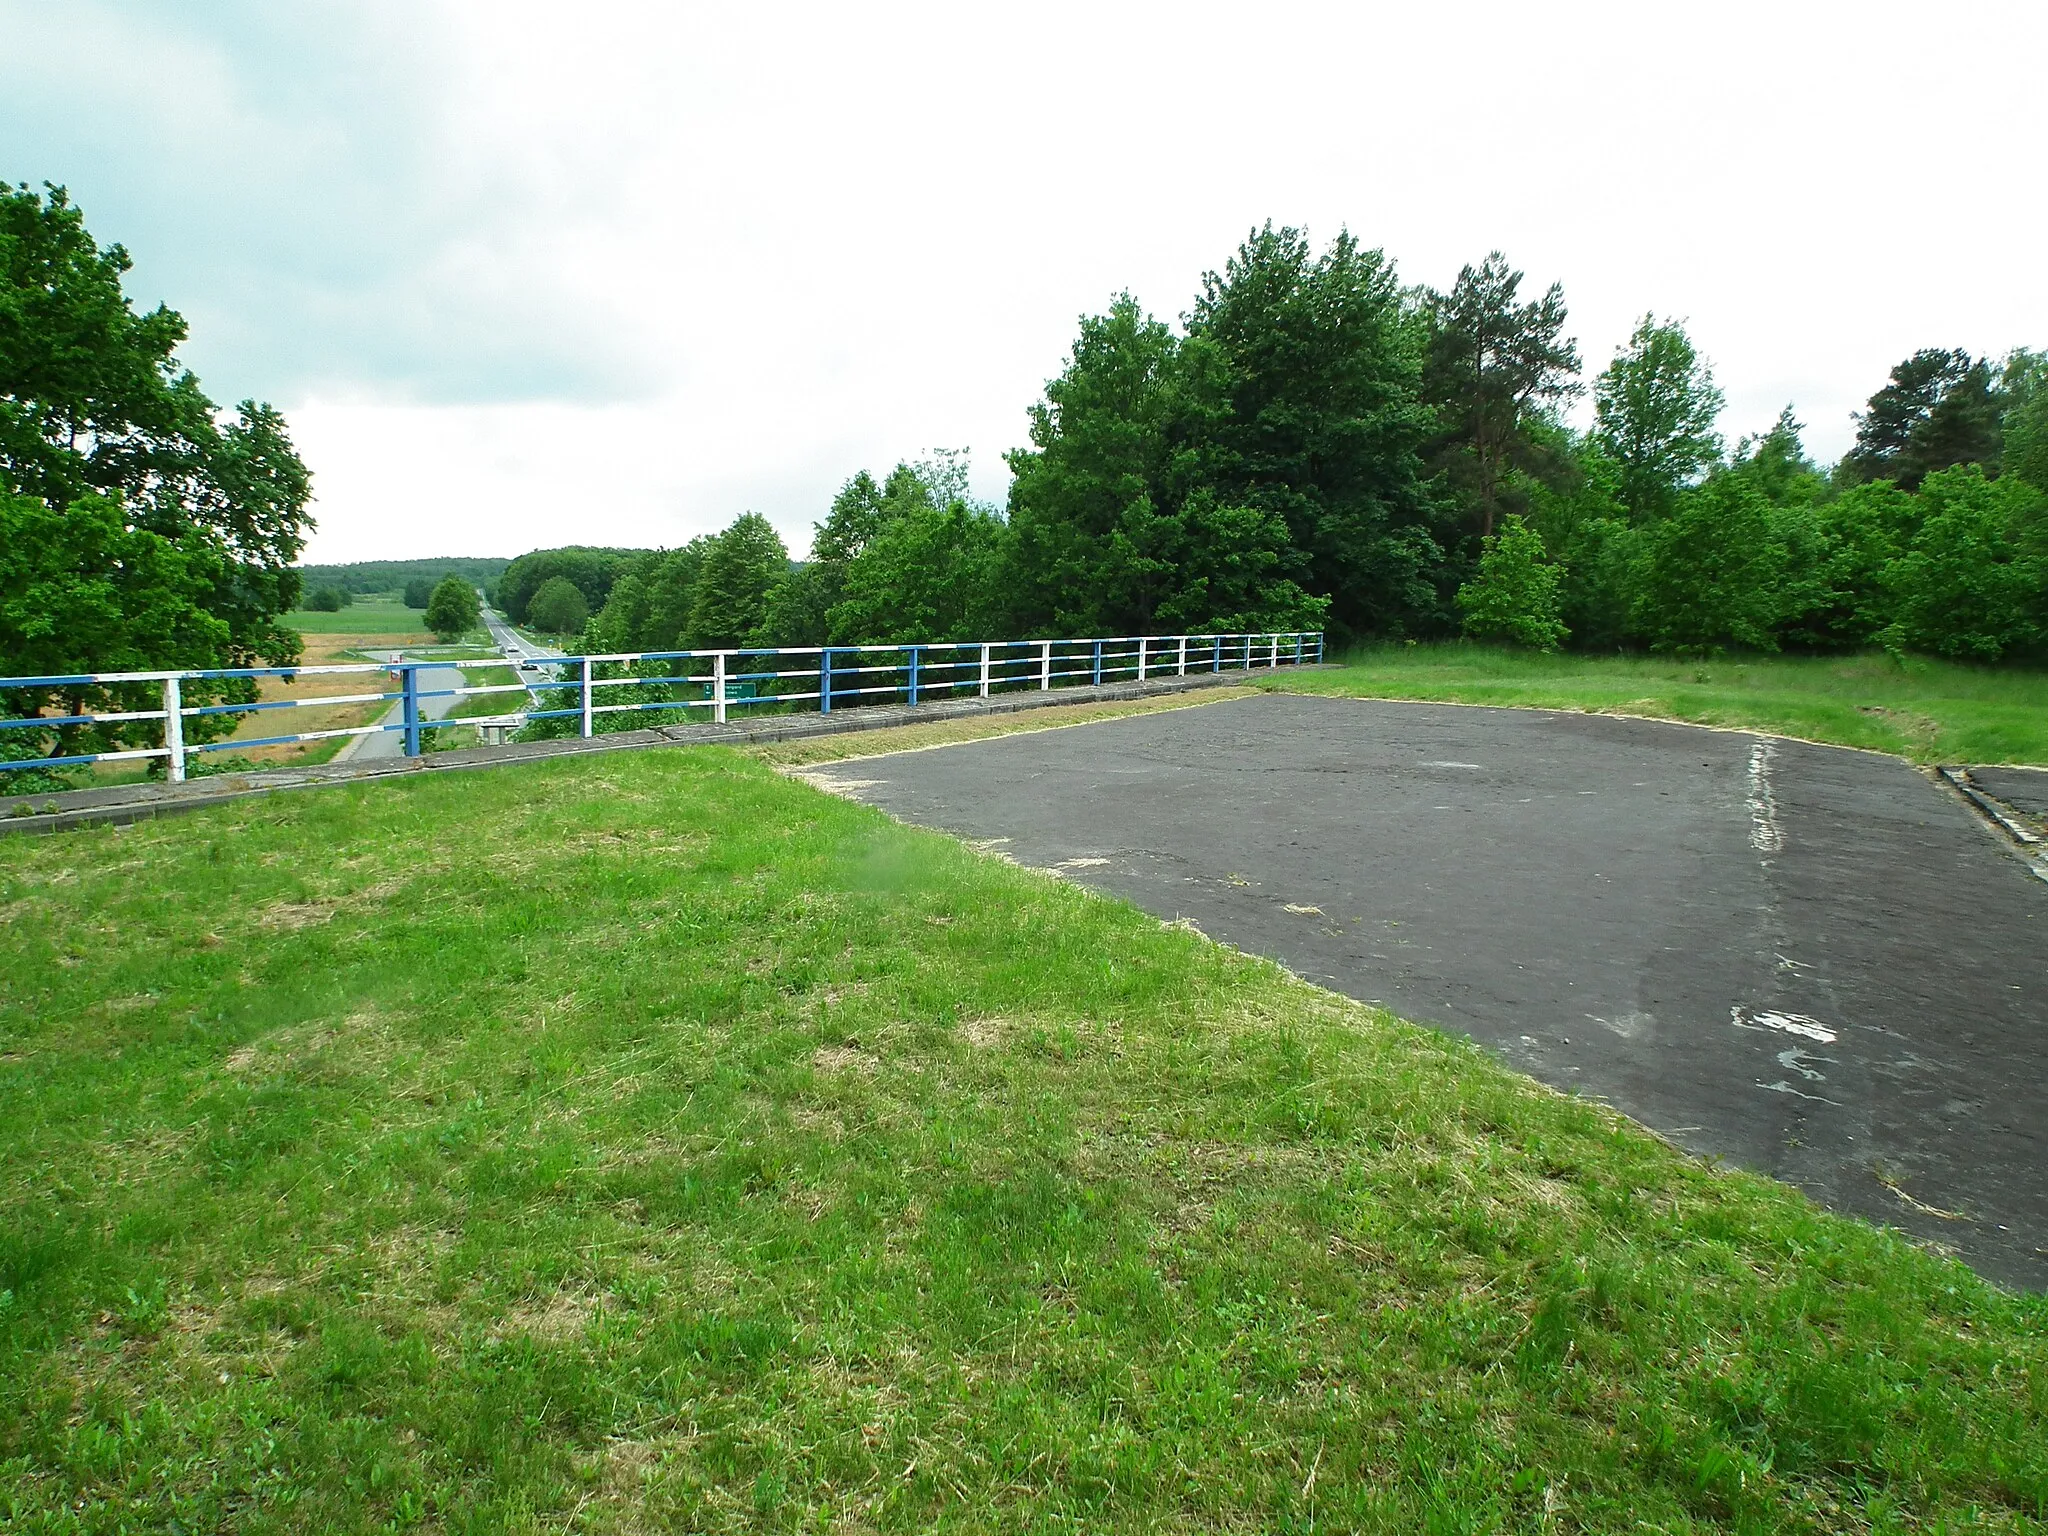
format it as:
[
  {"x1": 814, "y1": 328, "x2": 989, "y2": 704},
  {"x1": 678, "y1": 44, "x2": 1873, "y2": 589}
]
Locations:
[{"x1": 958, "y1": 1017, "x2": 1006, "y2": 1049}]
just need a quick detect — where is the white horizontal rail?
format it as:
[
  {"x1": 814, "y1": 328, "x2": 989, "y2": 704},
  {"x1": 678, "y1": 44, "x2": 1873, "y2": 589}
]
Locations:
[{"x1": 1, "y1": 632, "x2": 1323, "y2": 779}]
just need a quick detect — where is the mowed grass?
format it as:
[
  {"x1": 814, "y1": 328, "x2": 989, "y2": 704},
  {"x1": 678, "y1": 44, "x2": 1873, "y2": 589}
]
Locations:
[
  {"x1": 1281, "y1": 644, "x2": 2048, "y2": 766},
  {"x1": 0, "y1": 749, "x2": 2043, "y2": 1534},
  {"x1": 283, "y1": 599, "x2": 426, "y2": 636}
]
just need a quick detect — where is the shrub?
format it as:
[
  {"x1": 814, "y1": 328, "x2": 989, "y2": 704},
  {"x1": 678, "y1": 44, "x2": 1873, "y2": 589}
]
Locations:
[
  {"x1": 1456, "y1": 515, "x2": 1567, "y2": 650},
  {"x1": 402, "y1": 578, "x2": 434, "y2": 609},
  {"x1": 1882, "y1": 465, "x2": 2046, "y2": 660},
  {"x1": 305, "y1": 587, "x2": 345, "y2": 612}
]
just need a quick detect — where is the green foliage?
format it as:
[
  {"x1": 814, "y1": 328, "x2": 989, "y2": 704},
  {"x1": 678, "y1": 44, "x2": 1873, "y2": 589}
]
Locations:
[
  {"x1": 1187, "y1": 225, "x2": 1439, "y2": 639},
  {"x1": 304, "y1": 587, "x2": 345, "y2": 612},
  {"x1": 1594, "y1": 315, "x2": 1724, "y2": 523},
  {"x1": 423, "y1": 576, "x2": 480, "y2": 643},
  {"x1": 298, "y1": 557, "x2": 511, "y2": 598},
  {"x1": 1842, "y1": 348, "x2": 2005, "y2": 490},
  {"x1": 494, "y1": 547, "x2": 642, "y2": 625},
  {"x1": 0, "y1": 183, "x2": 309, "y2": 682},
  {"x1": 401, "y1": 578, "x2": 434, "y2": 609},
  {"x1": 1456, "y1": 515, "x2": 1567, "y2": 649},
  {"x1": 2002, "y1": 349, "x2": 2048, "y2": 492},
  {"x1": 1634, "y1": 476, "x2": 1787, "y2": 653},
  {"x1": 525, "y1": 576, "x2": 588, "y2": 635},
  {"x1": 1422, "y1": 252, "x2": 1581, "y2": 538},
  {"x1": 0, "y1": 491, "x2": 250, "y2": 766},
  {"x1": 688, "y1": 512, "x2": 790, "y2": 648},
  {"x1": 1881, "y1": 465, "x2": 2047, "y2": 660}
]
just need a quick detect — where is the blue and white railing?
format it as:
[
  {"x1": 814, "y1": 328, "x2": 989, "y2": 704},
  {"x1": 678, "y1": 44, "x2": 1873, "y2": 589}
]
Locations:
[{"x1": 0, "y1": 631, "x2": 1323, "y2": 782}]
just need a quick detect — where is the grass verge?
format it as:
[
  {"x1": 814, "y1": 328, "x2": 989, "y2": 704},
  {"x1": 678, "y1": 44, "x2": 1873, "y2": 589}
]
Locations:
[
  {"x1": 1280, "y1": 644, "x2": 2048, "y2": 765},
  {"x1": 748, "y1": 686, "x2": 1261, "y2": 768},
  {"x1": 1, "y1": 749, "x2": 2043, "y2": 1532}
]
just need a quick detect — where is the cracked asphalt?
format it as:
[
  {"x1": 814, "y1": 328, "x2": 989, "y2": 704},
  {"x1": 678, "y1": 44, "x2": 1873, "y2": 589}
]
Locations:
[{"x1": 800, "y1": 692, "x2": 2048, "y2": 1289}]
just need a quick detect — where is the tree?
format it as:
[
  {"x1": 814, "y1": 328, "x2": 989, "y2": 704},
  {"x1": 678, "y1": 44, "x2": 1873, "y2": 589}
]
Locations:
[
  {"x1": 1455, "y1": 515, "x2": 1567, "y2": 649},
  {"x1": 688, "y1": 513, "x2": 790, "y2": 648},
  {"x1": 2001, "y1": 349, "x2": 2048, "y2": 493},
  {"x1": 305, "y1": 587, "x2": 344, "y2": 612},
  {"x1": 1186, "y1": 225, "x2": 1440, "y2": 638},
  {"x1": 1, "y1": 183, "x2": 311, "y2": 677},
  {"x1": 1594, "y1": 315, "x2": 1724, "y2": 522},
  {"x1": 1423, "y1": 253, "x2": 1581, "y2": 537},
  {"x1": 1, "y1": 491, "x2": 235, "y2": 769},
  {"x1": 495, "y1": 547, "x2": 641, "y2": 624},
  {"x1": 526, "y1": 576, "x2": 588, "y2": 635},
  {"x1": 402, "y1": 577, "x2": 434, "y2": 609},
  {"x1": 1841, "y1": 349, "x2": 2004, "y2": 490},
  {"x1": 1881, "y1": 465, "x2": 2045, "y2": 660},
  {"x1": 424, "y1": 576, "x2": 480, "y2": 642},
  {"x1": 1632, "y1": 476, "x2": 1786, "y2": 652}
]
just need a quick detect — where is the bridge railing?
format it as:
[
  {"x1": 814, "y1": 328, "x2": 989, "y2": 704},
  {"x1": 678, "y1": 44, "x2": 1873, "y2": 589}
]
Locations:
[{"x1": 0, "y1": 631, "x2": 1323, "y2": 783}]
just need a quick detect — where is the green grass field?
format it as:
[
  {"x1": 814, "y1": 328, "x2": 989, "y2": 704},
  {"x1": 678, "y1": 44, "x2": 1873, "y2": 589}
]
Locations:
[
  {"x1": 2, "y1": 745, "x2": 2042, "y2": 1532},
  {"x1": 283, "y1": 599, "x2": 425, "y2": 636},
  {"x1": 1283, "y1": 645, "x2": 2048, "y2": 766}
]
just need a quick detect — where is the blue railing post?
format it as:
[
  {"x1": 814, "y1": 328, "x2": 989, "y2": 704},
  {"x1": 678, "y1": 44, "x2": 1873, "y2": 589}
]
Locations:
[
  {"x1": 908, "y1": 646, "x2": 920, "y2": 707},
  {"x1": 1213, "y1": 636, "x2": 1222, "y2": 673},
  {"x1": 401, "y1": 664, "x2": 421, "y2": 755},
  {"x1": 820, "y1": 648, "x2": 832, "y2": 713},
  {"x1": 1316, "y1": 632, "x2": 1325, "y2": 663}
]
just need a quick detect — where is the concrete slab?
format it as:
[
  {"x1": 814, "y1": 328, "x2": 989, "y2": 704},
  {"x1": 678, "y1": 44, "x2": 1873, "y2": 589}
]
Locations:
[{"x1": 799, "y1": 692, "x2": 2048, "y2": 1290}]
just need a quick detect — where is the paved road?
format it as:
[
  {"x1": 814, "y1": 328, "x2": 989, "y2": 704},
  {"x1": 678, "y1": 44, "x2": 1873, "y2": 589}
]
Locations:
[
  {"x1": 480, "y1": 602, "x2": 566, "y2": 708},
  {"x1": 343, "y1": 658, "x2": 469, "y2": 762},
  {"x1": 800, "y1": 693, "x2": 2048, "y2": 1289}
]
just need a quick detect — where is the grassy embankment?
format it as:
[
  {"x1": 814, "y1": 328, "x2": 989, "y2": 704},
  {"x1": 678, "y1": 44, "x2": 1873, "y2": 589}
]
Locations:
[
  {"x1": 1281, "y1": 644, "x2": 2048, "y2": 766},
  {"x1": 2, "y1": 745, "x2": 2042, "y2": 1532}
]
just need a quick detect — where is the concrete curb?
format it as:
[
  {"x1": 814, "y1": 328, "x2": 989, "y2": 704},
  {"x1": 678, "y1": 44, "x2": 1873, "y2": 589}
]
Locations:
[{"x1": 0, "y1": 671, "x2": 1282, "y2": 837}]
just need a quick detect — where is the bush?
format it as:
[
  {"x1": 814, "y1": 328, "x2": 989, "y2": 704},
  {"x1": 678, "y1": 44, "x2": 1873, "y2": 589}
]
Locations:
[
  {"x1": 1881, "y1": 465, "x2": 2046, "y2": 660},
  {"x1": 527, "y1": 576, "x2": 589, "y2": 636},
  {"x1": 1456, "y1": 516, "x2": 1567, "y2": 650},
  {"x1": 424, "y1": 577, "x2": 481, "y2": 642},
  {"x1": 1633, "y1": 477, "x2": 1787, "y2": 653},
  {"x1": 402, "y1": 578, "x2": 434, "y2": 609},
  {"x1": 305, "y1": 587, "x2": 345, "y2": 612}
]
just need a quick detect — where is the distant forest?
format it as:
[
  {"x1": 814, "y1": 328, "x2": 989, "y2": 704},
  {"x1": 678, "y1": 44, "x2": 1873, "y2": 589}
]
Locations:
[
  {"x1": 500, "y1": 228, "x2": 2047, "y2": 664},
  {"x1": 297, "y1": 557, "x2": 512, "y2": 596}
]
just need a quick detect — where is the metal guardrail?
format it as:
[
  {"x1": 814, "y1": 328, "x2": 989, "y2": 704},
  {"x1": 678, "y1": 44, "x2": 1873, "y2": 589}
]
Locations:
[{"x1": 0, "y1": 631, "x2": 1323, "y2": 782}]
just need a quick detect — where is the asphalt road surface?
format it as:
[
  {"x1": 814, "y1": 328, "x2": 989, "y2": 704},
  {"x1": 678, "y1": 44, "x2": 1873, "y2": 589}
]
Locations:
[{"x1": 801, "y1": 693, "x2": 2048, "y2": 1289}]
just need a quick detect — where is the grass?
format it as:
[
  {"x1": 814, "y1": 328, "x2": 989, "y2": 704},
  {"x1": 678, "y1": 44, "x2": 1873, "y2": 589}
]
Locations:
[
  {"x1": 1280, "y1": 644, "x2": 2048, "y2": 765},
  {"x1": 284, "y1": 599, "x2": 426, "y2": 636},
  {"x1": 1, "y1": 746, "x2": 2042, "y2": 1533},
  {"x1": 751, "y1": 687, "x2": 1262, "y2": 768}
]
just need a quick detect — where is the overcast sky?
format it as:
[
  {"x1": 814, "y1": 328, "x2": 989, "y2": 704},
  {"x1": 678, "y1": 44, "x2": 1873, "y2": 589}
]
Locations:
[{"x1": 5, "y1": 1, "x2": 2044, "y2": 563}]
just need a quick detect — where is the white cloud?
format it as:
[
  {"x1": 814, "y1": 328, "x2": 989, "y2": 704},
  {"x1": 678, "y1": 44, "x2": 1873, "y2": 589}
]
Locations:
[{"x1": 7, "y1": 0, "x2": 2044, "y2": 562}]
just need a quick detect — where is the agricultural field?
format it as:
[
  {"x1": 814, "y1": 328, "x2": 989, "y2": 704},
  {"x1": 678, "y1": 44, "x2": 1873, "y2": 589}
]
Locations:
[
  {"x1": 281, "y1": 598, "x2": 426, "y2": 636},
  {"x1": 1, "y1": 745, "x2": 2041, "y2": 1532},
  {"x1": 1288, "y1": 645, "x2": 2048, "y2": 766}
]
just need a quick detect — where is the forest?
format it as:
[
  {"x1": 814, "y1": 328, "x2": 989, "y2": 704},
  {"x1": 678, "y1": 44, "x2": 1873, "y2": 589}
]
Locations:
[{"x1": 505, "y1": 230, "x2": 2047, "y2": 665}]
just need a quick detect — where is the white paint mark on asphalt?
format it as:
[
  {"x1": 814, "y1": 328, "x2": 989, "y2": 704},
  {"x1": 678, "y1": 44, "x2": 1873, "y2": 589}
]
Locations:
[
  {"x1": 1777, "y1": 1046, "x2": 1832, "y2": 1081},
  {"x1": 1057, "y1": 857, "x2": 1110, "y2": 868},
  {"x1": 1423, "y1": 761, "x2": 1484, "y2": 769},
  {"x1": 1732, "y1": 1005, "x2": 1838, "y2": 1043},
  {"x1": 1282, "y1": 903, "x2": 1325, "y2": 915},
  {"x1": 1747, "y1": 740, "x2": 1783, "y2": 852},
  {"x1": 1758, "y1": 1079, "x2": 1842, "y2": 1105}
]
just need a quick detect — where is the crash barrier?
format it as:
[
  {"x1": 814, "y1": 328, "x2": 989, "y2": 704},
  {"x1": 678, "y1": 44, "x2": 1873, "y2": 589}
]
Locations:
[{"x1": 0, "y1": 632, "x2": 1324, "y2": 782}]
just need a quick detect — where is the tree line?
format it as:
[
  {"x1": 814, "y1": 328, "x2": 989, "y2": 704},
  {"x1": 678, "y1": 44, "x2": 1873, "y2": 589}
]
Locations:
[
  {"x1": 6, "y1": 188, "x2": 2047, "y2": 781},
  {"x1": 522, "y1": 229, "x2": 2045, "y2": 663}
]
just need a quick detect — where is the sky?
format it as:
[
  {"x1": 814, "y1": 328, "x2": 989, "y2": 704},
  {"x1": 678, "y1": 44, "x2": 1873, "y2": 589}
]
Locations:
[{"x1": 4, "y1": 0, "x2": 2044, "y2": 564}]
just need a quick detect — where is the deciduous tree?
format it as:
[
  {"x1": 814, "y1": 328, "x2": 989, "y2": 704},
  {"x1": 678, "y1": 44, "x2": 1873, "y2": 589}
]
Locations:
[{"x1": 1594, "y1": 316, "x2": 1724, "y2": 523}]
